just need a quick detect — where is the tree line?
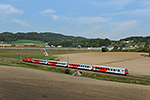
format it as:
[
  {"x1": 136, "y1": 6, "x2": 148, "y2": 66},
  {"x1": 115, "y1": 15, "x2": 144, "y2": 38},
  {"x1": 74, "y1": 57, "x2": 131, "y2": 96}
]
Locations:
[{"x1": 48, "y1": 38, "x2": 111, "y2": 47}]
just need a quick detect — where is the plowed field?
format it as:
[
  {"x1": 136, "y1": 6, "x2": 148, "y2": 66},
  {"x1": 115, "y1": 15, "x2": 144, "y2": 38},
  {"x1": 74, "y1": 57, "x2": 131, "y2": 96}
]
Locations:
[
  {"x1": 0, "y1": 65, "x2": 150, "y2": 100},
  {"x1": 55, "y1": 52, "x2": 150, "y2": 75}
]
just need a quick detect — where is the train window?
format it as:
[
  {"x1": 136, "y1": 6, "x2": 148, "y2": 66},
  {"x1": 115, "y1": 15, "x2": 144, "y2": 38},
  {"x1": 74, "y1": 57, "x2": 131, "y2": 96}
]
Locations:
[
  {"x1": 108, "y1": 68, "x2": 110, "y2": 70},
  {"x1": 103, "y1": 68, "x2": 104, "y2": 70},
  {"x1": 118, "y1": 70, "x2": 120, "y2": 72},
  {"x1": 113, "y1": 69, "x2": 115, "y2": 71}
]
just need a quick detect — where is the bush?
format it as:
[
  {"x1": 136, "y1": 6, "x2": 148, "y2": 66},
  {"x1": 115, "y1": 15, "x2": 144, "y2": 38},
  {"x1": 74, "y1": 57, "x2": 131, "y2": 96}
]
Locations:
[
  {"x1": 65, "y1": 69, "x2": 70, "y2": 74},
  {"x1": 102, "y1": 47, "x2": 109, "y2": 52}
]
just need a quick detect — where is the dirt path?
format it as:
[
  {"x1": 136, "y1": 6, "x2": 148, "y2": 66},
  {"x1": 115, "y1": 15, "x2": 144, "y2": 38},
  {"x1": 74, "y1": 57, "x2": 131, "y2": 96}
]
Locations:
[
  {"x1": 55, "y1": 52, "x2": 150, "y2": 75},
  {"x1": 0, "y1": 65, "x2": 150, "y2": 100}
]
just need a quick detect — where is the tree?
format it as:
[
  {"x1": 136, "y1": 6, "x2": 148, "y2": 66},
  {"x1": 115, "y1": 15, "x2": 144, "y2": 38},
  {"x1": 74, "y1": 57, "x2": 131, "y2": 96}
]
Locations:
[
  {"x1": 102, "y1": 47, "x2": 109, "y2": 52},
  {"x1": 144, "y1": 39, "x2": 150, "y2": 56},
  {"x1": 111, "y1": 45, "x2": 118, "y2": 52}
]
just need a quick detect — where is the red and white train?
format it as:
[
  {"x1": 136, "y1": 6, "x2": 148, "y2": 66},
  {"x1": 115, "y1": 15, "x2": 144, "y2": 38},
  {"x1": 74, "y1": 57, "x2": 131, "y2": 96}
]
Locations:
[{"x1": 23, "y1": 57, "x2": 129, "y2": 75}]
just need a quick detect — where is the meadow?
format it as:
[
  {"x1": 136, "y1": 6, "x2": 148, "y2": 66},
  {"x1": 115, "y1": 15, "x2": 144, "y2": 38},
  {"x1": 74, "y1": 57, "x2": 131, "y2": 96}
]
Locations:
[
  {"x1": 0, "y1": 49, "x2": 100, "y2": 60},
  {"x1": 11, "y1": 40, "x2": 49, "y2": 46}
]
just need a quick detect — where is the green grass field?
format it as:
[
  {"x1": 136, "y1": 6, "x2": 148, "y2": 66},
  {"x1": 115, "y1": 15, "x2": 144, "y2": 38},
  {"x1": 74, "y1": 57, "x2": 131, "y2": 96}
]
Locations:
[
  {"x1": 0, "y1": 49, "x2": 100, "y2": 60},
  {"x1": 11, "y1": 40, "x2": 49, "y2": 46}
]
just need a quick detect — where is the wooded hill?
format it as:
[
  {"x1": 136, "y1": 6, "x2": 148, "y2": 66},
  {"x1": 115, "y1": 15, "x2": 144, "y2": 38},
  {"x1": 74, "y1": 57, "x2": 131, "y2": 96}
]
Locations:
[
  {"x1": 120, "y1": 36, "x2": 150, "y2": 43},
  {"x1": 0, "y1": 32, "x2": 87, "y2": 42},
  {"x1": 0, "y1": 32, "x2": 150, "y2": 47}
]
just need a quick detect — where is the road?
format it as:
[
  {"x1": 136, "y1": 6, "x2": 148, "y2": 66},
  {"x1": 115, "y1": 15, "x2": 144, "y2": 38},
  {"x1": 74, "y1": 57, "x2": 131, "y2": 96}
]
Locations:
[{"x1": 0, "y1": 65, "x2": 150, "y2": 100}]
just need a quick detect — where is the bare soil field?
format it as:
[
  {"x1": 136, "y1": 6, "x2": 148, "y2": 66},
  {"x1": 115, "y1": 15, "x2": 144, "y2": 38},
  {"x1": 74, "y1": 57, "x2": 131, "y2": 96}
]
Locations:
[
  {"x1": 55, "y1": 52, "x2": 150, "y2": 75},
  {"x1": 0, "y1": 65, "x2": 150, "y2": 100}
]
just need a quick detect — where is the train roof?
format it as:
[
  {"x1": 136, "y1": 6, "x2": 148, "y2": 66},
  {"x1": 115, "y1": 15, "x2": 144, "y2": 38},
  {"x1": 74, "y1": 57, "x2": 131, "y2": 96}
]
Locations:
[
  {"x1": 69, "y1": 62, "x2": 92, "y2": 66},
  {"x1": 93, "y1": 65, "x2": 125, "y2": 69}
]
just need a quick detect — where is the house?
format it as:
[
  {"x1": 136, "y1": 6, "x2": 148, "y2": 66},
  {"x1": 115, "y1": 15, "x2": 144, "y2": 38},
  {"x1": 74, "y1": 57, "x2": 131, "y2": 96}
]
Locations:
[
  {"x1": 107, "y1": 45, "x2": 114, "y2": 51},
  {"x1": 130, "y1": 45, "x2": 137, "y2": 48},
  {"x1": 57, "y1": 45, "x2": 62, "y2": 48}
]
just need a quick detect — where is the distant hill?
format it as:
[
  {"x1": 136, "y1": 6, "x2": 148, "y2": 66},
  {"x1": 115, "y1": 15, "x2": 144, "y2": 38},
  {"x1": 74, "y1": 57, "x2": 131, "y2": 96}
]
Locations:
[
  {"x1": 0, "y1": 32, "x2": 87, "y2": 42},
  {"x1": 0, "y1": 32, "x2": 150, "y2": 47},
  {"x1": 120, "y1": 36, "x2": 150, "y2": 43}
]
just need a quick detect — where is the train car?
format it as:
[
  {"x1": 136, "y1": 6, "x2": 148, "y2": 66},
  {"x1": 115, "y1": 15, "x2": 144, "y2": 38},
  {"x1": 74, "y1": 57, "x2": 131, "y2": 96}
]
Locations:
[
  {"x1": 68, "y1": 63, "x2": 92, "y2": 70},
  {"x1": 22, "y1": 57, "x2": 129, "y2": 75},
  {"x1": 32, "y1": 58, "x2": 41, "y2": 63},
  {"x1": 92, "y1": 65, "x2": 129, "y2": 75},
  {"x1": 39, "y1": 60, "x2": 48, "y2": 64},
  {"x1": 23, "y1": 57, "x2": 33, "y2": 62},
  {"x1": 47, "y1": 60, "x2": 67, "y2": 67}
]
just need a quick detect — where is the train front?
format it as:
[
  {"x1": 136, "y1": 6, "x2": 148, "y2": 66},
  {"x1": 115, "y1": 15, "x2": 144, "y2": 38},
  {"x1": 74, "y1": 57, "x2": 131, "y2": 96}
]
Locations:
[{"x1": 125, "y1": 68, "x2": 129, "y2": 75}]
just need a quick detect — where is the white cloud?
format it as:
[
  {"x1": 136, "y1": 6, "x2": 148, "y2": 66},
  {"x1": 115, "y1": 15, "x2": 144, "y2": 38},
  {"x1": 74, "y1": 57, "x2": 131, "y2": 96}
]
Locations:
[
  {"x1": 40, "y1": 9, "x2": 60, "y2": 21},
  {"x1": 111, "y1": 9, "x2": 150, "y2": 16},
  {"x1": 111, "y1": 20, "x2": 138, "y2": 33},
  {"x1": 62, "y1": 17, "x2": 73, "y2": 22},
  {"x1": 12, "y1": 19, "x2": 30, "y2": 26},
  {"x1": 88, "y1": 0, "x2": 135, "y2": 9},
  {"x1": 90, "y1": 25, "x2": 101, "y2": 30},
  {"x1": 41, "y1": 9, "x2": 55, "y2": 15},
  {"x1": 108, "y1": 0, "x2": 135, "y2": 8},
  {"x1": 75, "y1": 25, "x2": 102, "y2": 38},
  {"x1": 76, "y1": 17, "x2": 109, "y2": 24},
  {"x1": 69, "y1": 12, "x2": 77, "y2": 16},
  {"x1": 0, "y1": 4, "x2": 23, "y2": 19},
  {"x1": 76, "y1": 30, "x2": 94, "y2": 37},
  {"x1": 141, "y1": 0, "x2": 150, "y2": 8},
  {"x1": 50, "y1": 15, "x2": 60, "y2": 21}
]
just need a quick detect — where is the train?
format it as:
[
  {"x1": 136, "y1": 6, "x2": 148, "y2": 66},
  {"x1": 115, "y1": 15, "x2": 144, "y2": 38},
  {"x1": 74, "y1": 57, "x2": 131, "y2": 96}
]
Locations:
[{"x1": 23, "y1": 57, "x2": 129, "y2": 75}]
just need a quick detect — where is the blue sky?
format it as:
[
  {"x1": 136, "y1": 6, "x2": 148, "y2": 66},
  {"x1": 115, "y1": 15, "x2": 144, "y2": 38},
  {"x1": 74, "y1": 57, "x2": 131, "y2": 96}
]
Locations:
[{"x1": 0, "y1": 0, "x2": 150, "y2": 40}]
